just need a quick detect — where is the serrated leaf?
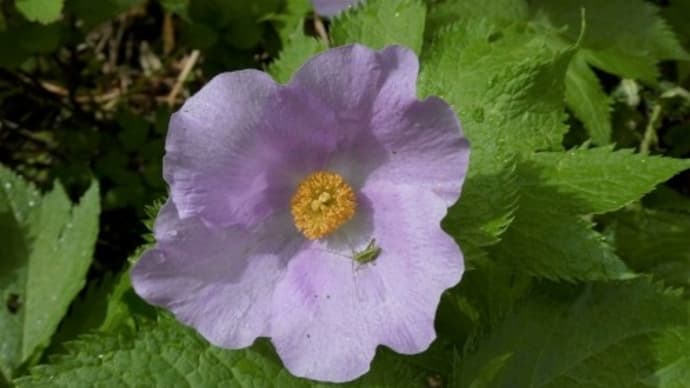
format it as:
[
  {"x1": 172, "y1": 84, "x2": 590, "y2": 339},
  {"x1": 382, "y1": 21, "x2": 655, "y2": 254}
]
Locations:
[
  {"x1": 489, "y1": 199, "x2": 631, "y2": 281},
  {"x1": 455, "y1": 279, "x2": 688, "y2": 387},
  {"x1": 565, "y1": 52, "x2": 612, "y2": 144},
  {"x1": 520, "y1": 147, "x2": 690, "y2": 215},
  {"x1": 420, "y1": 22, "x2": 572, "y2": 154},
  {"x1": 643, "y1": 186, "x2": 690, "y2": 214},
  {"x1": 488, "y1": 148, "x2": 688, "y2": 281},
  {"x1": 331, "y1": 0, "x2": 426, "y2": 54},
  {"x1": 606, "y1": 208, "x2": 690, "y2": 290},
  {"x1": 425, "y1": 0, "x2": 527, "y2": 39},
  {"x1": 645, "y1": 327, "x2": 690, "y2": 388},
  {"x1": 269, "y1": 0, "x2": 311, "y2": 43},
  {"x1": 422, "y1": 20, "x2": 572, "y2": 254},
  {"x1": 16, "y1": 315, "x2": 427, "y2": 387},
  {"x1": 463, "y1": 353, "x2": 512, "y2": 388},
  {"x1": 66, "y1": 0, "x2": 145, "y2": 28},
  {"x1": 15, "y1": 0, "x2": 64, "y2": 24},
  {"x1": 531, "y1": 0, "x2": 690, "y2": 82},
  {"x1": 443, "y1": 143, "x2": 518, "y2": 252},
  {"x1": 661, "y1": 1, "x2": 690, "y2": 51},
  {"x1": 0, "y1": 166, "x2": 100, "y2": 380},
  {"x1": 46, "y1": 268, "x2": 141, "y2": 356},
  {"x1": 268, "y1": 31, "x2": 326, "y2": 84}
]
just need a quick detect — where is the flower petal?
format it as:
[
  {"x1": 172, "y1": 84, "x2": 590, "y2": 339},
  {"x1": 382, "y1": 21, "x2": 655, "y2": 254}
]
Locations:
[
  {"x1": 131, "y1": 202, "x2": 294, "y2": 348},
  {"x1": 289, "y1": 45, "x2": 418, "y2": 125},
  {"x1": 270, "y1": 184, "x2": 462, "y2": 382},
  {"x1": 164, "y1": 70, "x2": 280, "y2": 227},
  {"x1": 366, "y1": 96, "x2": 470, "y2": 205}
]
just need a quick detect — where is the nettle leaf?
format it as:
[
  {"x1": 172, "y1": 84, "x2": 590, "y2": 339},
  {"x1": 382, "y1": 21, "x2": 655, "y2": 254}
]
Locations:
[
  {"x1": 331, "y1": 0, "x2": 426, "y2": 54},
  {"x1": 531, "y1": 0, "x2": 690, "y2": 82},
  {"x1": 270, "y1": 0, "x2": 311, "y2": 43},
  {"x1": 268, "y1": 31, "x2": 326, "y2": 84},
  {"x1": 606, "y1": 208, "x2": 690, "y2": 290},
  {"x1": 0, "y1": 166, "x2": 100, "y2": 380},
  {"x1": 420, "y1": 22, "x2": 572, "y2": 154},
  {"x1": 565, "y1": 52, "x2": 612, "y2": 144},
  {"x1": 46, "y1": 266, "x2": 146, "y2": 355},
  {"x1": 425, "y1": 0, "x2": 528, "y2": 38},
  {"x1": 443, "y1": 142, "x2": 518, "y2": 256},
  {"x1": 490, "y1": 147, "x2": 688, "y2": 281},
  {"x1": 455, "y1": 279, "x2": 688, "y2": 387},
  {"x1": 66, "y1": 0, "x2": 146, "y2": 29},
  {"x1": 646, "y1": 326, "x2": 690, "y2": 387},
  {"x1": 519, "y1": 147, "x2": 690, "y2": 215},
  {"x1": 489, "y1": 199, "x2": 630, "y2": 281},
  {"x1": 422, "y1": 20, "x2": 572, "y2": 250},
  {"x1": 16, "y1": 315, "x2": 427, "y2": 387},
  {"x1": 15, "y1": 0, "x2": 64, "y2": 24}
]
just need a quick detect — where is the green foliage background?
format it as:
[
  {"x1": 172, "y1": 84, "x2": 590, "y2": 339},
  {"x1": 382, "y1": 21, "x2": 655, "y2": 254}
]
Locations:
[{"x1": 1, "y1": 0, "x2": 690, "y2": 386}]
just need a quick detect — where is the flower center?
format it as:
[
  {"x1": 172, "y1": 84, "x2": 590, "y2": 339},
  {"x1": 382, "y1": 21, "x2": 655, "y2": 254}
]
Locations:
[{"x1": 291, "y1": 171, "x2": 356, "y2": 240}]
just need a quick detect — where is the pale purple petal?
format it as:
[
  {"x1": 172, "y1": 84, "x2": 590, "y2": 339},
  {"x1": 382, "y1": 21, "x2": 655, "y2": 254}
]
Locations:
[
  {"x1": 131, "y1": 202, "x2": 295, "y2": 348},
  {"x1": 312, "y1": 0, "x2": 362, "y2": 16},
  {"x1": 365, "y1": 97, "x2": 470, "y2": 205},
  {"x1": 289, "y1": 45, "x2": 418, "y2": 122},
  {"x1": 270, "y1": 184, "x2": 462, "y2": 382},
  {"x1": 135, "y1": 44, "x2": 470, "y2": 383},
  {"x1": 291, "y1": 45, "x2": 469, "y2": 204},
  {"x1": 164, "y1": 70, "x2": 279, "y2": 227}
]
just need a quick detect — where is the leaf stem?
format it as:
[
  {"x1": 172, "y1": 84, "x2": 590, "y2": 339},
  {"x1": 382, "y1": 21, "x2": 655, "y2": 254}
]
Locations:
[{"x1": 640, "y1": 103, "x2": 662, "y2": 154}]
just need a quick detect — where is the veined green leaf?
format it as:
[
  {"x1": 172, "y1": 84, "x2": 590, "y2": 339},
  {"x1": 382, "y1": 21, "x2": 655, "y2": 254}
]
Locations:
[
  {"x1": 455, "y1": 279, "x2": 688, "y2": 387},
  {"x1": 565, "y1": 52, "x2": 612, "y2": 144},
  {"x1": 0, "y1": 166, "x2": 100, "y2": 380},
  {"x1": 15, "y1": 0, "x2": 64, "y2": 24},
  {"x1": 16, "y1": 315, "x2": 427, "y2": 387},
  {"x1": 331, "y1": 0, "x2": 426, "y2": 54}
]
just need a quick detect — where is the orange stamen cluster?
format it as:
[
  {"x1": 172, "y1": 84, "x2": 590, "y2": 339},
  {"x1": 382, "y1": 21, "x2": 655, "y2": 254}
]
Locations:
[{"x1": 291, "y1": 171, "x2": 356, "y2": 239}]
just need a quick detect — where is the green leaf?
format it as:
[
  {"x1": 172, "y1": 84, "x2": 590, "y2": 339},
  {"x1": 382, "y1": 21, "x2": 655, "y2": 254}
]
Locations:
[
  {"x1": 16, "y1": 315, "x2": 427, "y2": 387},
  {"x1": 331, "y1": 0, "x2": 426, "y2": 54},
  {"x1": 455, "y1": 279, "x2": 688, "y2": 387},
  {"x1": 423, "y1": 20, "x2": 573, "y2": 254},
  {"x1": 661, "y1": 1, "x2": 690, "y2": 51},
  {"x1": 15, "y1": 0, "x2": 64, "y2": 24},
  {"x1": 463, "y1": 353, "x2": 512, "y2": 388},
  {"x1": 645, "y1": 327, "x2": 690, "y2": 388},
  {"x1": 0, "y1": 166, "x2": 100, "y2": 380},
  {"x1": 0, "y1": 23, "x2": 62, "y2": 68},
  {"x1": 420, "y1": 21, "x2": 573, "y2": 154},
  {"x1": 443, "y1": 143, "x2": 518, "y2": 252},
  {"x1": 268, "y1": 0, "x2": 311, "y2": 44},
  {"x1": 0, "y1": 8, "x2": 6, "y2": 30},
  {"x1": 268, "y1": 30, "x2": 326, "y2": 84},
  {"x1": 66, "y1": 0, "x2": 145, "y2": 28},
  {"x1": 565, "y1": 52, "x2": 612, "y2": 144},
  {"x1": 489, "y1": 199, "x2": 631, "y2": 281},
  {"x1": 45, "y1": 267, "x2": 145, "y2": 355},
  {"x1": 643, "y1": 186, "x2": 690, "y2": 214},
  {"x1": 425, "y1": 0, "x2": 527, "y2": 38},
  {"x1": 606, "y1": 208, "x2": 690, "y2": 290},
  {"x1": 488, "y1": 147, "x2": 688, "y2": 281},
  {"x1": 531, "y1": 0, "x2": 690, "y2": 82},
  {"x1": 159, "y1": 0, "x2": 189, "y2": 17},
  {"x1": 520, "y1": 147, "x2": 690, "y2": 215}
]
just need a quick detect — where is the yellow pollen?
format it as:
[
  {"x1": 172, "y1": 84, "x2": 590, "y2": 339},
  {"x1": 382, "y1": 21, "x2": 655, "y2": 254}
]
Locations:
[{"x1": 291, "y1": 171, "x2": 356, "y2": 240}]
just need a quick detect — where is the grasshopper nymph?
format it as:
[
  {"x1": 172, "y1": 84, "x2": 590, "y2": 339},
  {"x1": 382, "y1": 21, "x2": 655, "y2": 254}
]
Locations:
[{"x1": 352, "y1": 238, "x2": 381, "y2": 265}]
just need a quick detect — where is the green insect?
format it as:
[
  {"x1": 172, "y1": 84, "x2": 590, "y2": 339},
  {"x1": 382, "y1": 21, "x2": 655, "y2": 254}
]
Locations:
[{"x1": 352, "y1": 238, "x2": 381, "y2": 265}]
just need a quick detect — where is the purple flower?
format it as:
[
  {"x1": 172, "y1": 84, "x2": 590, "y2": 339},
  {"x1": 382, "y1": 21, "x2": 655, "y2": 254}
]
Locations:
[
  {"x1": 131, "y1": 44, "x2": 469, "y2": 383},
  {"x1": 312, "y1": 0, "x2": 362, "y2": 16}
]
